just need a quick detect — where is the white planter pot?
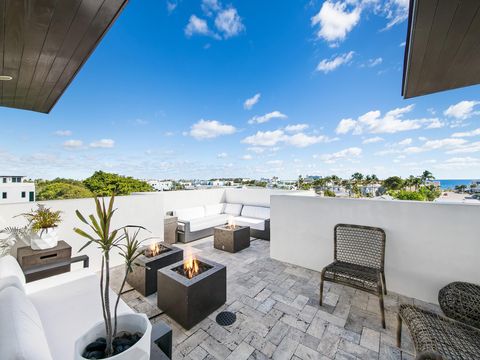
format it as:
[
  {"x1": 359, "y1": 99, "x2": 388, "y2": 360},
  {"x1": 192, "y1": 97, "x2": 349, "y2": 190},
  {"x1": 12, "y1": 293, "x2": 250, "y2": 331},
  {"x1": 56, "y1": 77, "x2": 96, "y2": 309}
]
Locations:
[
  {"x1": 30, "y1": 228, "x2": 58, "y2": 250},
  {"x1": 75, "y1": 313, "x2": 151, "y2": 360}
]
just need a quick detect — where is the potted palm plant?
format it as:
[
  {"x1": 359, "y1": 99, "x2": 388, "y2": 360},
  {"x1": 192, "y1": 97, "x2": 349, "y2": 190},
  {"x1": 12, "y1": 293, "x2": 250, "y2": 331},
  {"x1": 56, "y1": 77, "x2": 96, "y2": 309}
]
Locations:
[
  {"x1": 22, "y1": 204, "x2": 62, "y2": 250},
  {"x1": 73, "y1": 195, "x2": 152, "y2": 360}
]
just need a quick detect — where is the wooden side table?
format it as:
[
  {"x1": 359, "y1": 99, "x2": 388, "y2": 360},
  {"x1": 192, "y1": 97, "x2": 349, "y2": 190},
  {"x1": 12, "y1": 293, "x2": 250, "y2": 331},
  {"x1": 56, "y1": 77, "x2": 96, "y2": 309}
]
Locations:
[{"x1": 17, "y1": 241, "x2": 72, "y2": 282}]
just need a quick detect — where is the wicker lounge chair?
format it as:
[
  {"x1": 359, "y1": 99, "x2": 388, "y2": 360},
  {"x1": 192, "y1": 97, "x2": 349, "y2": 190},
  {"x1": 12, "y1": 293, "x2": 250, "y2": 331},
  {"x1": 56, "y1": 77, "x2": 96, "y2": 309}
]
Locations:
[
  {"x1": 320, "y1": 224, "x2": 387, "y2": 328},
  {"x1": 397, "y1": 282, "x2": 480, "y2": 360}
]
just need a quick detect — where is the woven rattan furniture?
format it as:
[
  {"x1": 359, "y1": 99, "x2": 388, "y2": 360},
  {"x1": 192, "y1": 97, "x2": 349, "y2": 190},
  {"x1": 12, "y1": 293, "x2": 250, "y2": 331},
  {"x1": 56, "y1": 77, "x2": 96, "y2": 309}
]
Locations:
[
  {"x1": 397, "y1": 282, "x2": 480, "y2": 359},
  {"x1": 439, "y1": 282, "x2": 480, "y2": 329},
  {"x1": 319, "y1": 224, "x2": 387, "y2": 328}
]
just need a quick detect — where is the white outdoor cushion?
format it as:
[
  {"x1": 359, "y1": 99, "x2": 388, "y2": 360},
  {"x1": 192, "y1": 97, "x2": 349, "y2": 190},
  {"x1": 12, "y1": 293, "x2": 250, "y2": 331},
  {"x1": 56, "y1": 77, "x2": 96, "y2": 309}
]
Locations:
[
  {"x1": 233, "y1": 216, "x2": 265, "y2": 231},
  {"x1": 241, "y1": 205, "x2": 270, "y2": 220},
  {"x1": 189, "y1": 214, "x2": 229, "y2": 232},
  {"x1": 0, "y1": 275, "x2": 25, "y2": 293},
  {"x1": 28, "y1": 272, "x2": 132, "y2": 360},
  {"x1": 25, "y1": 268, "x2": 93, "y2": 295},
  {"x1": 223, "y1": 203, "x2": 243, "y2": 216},
  {"x1": 0, "y1": 254, "x2": 26, "y2": 291},
  {"x1": 0, "y1": 286, "x2": 53, "y2": 360},
  {"x1": 174, "y1": 206, "x2": 205, "y2": 221},
  {"x1": 204, "y1": 203, "x2": 225, "y2": 216}
]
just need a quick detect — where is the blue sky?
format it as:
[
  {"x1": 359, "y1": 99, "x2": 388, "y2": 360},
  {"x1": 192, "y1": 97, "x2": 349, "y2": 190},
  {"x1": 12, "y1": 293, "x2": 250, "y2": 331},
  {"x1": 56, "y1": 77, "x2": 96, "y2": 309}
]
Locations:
[{"x1": 1, "y1": 0, "x2": 480, "y2": 180}]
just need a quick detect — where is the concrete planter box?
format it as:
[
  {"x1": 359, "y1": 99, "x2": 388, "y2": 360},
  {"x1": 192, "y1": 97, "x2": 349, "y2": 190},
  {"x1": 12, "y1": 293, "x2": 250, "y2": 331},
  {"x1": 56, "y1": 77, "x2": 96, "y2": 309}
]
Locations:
[
  {"x1": 157, "y1": 257, "x2": 226, "y2": 330},
  {"x1": 214, "y1": 226, "x2": 250, "y2": 253}
]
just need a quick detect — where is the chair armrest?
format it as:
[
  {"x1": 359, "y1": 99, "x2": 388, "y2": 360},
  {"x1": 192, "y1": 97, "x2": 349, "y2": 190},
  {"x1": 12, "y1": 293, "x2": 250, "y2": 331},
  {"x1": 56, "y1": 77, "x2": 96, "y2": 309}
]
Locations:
[
  {"x1": 23, "y1": 255, "x2": 89, "y2": 276},
  {"x1": 165, "y1": 211, "x2": 174, "y2": 216},
  {"x1": 177, "y1": 220, "x2": 191, "y2": 233},
  {"x1": 150, "y1": 321, "x2": 172, "y2": 359},
  {"x1": 439, "y1": 282, "x2": 480, "y2": 329}
]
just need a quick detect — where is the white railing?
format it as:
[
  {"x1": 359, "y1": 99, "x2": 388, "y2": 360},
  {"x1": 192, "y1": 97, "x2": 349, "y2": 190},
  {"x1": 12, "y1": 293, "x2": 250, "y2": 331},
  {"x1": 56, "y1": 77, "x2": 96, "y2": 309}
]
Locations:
[{"x1": 270, "y1": 195, "x2": 480, "y2": 304}]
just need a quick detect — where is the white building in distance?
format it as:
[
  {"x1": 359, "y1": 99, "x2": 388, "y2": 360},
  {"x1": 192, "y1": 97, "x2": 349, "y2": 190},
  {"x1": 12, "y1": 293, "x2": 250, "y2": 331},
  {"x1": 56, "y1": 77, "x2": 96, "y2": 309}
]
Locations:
[
  {"x1": 0, "y1": 176, "x2": 35, "y2": 204},
  {"x1": 147, "y1": 180, "x2": 173, "y2": 191}
]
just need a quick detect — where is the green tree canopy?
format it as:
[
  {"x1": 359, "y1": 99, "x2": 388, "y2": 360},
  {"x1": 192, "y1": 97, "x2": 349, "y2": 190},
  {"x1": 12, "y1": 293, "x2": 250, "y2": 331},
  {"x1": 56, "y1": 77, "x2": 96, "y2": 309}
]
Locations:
[
  {"x1": 36, "y1": 182, "x2": 93, "y2": 200},
  {"x1": 83, "y1": 171, "x2": 153, "y2": 196},
  {"x1": 383, "y1": 176, "x2": 404, "y2": 191}
]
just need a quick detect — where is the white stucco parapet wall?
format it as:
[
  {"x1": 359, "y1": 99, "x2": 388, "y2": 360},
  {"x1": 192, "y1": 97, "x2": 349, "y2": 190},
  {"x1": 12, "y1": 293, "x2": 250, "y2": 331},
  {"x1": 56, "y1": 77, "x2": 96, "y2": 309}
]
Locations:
[{"x1": 270, "y1": 195, "x2": 480, "y2": 304}]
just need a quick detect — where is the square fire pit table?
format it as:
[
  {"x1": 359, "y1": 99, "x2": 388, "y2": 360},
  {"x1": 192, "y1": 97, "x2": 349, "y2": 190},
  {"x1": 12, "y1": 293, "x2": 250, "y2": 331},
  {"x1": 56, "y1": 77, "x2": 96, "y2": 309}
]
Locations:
[
  {"x1": 127, "y1": 242, "x2": 183, "y2": 296},
  {"x1": 214, "y1": 225, "x2": 250, "y2": 253},
  {"x1": 157, "y1": 256, "x2": 226, "y2": 330}
]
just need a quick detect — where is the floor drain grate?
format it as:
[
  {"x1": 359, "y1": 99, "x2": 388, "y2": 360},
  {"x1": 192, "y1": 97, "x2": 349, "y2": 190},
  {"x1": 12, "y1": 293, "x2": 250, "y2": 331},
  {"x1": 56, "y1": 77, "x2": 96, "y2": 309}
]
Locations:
[{"x1": 216, "y1": 311, "x2": 236, "y2": 326}]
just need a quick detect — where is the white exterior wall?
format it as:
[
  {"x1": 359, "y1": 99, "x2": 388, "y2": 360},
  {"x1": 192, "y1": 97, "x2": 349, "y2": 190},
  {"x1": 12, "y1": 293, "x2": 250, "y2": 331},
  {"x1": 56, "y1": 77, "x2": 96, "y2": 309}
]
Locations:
[
  {"x1": 162, "y1": 189, "x2": 226, "y2": 213},
  {"x1": 270, "y1": 195, "x2": 480, "y2": 304},
  {"x1": 0, "y1": 195, "x2": 164, "y2": 271},
  {"x1": 0, "y1": 182, "x2": 35, "y2": 204},
  {"x1": 224, "y1": 188, "x2": 301, "y2": 206}
]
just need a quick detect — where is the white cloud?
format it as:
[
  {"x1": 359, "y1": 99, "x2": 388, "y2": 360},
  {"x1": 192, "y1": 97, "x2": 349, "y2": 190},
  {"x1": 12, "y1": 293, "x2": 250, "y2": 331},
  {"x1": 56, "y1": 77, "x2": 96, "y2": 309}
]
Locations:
[
  {"x1": 242, "y1": 130, "x2": 285, "y2": 146},
  {"x1": 185, "y1": 15, "x2": 209, "y2": 37},
  {"x1": 397, "y1": 138, "x2": 412, "y2": 146},
  {"x1": 452, "y1": 128, "x2": 480, "y2": 138},
  {"x1": 266, "y1": 160, "x2": 283, "y2": 166},
  {"x1": 201, "y1": 0, "x2": 220, "y2": 15},
  {"x1": 242, "y1": 129, "x2": 333, "y2": 148},
  {"x1": 444, "y1": 100, "x2": 480, "y2": 120},
  {"x1": 285, "y1": 133, "x2": 332, "y2": 148},
  {"x1": 336, "y1": 118, "x2": 357, "y2": 134},
  {"x1": 247, "y1": 147, "x2": 265, "y2": 154},
  {"x1": 244, "y1": 93, "x2": 261, "y2": 110},
  {"x1": 63, "y1": 140, "x2": 83, "y2": 149},
  {"x1": 335, "y1": 105, "x2": 442, "y2": 134},
  {"x1": 188, "y1": 119, "x2": 236, "y2": 140},
  {"x1": 425, "y1": 119, "x2": 444, "y2": 129},
  {"x1": 366, "y1": 57, "x2": 382, "y2": 67},
  {"x1": 248, "y1": 111, "x2": 287, "y2": 124},
  {"x1": 55, "y1": 130, "x2": 72, "y2": 137},
  {"x1": 241, "y1": 154, "x2": 253, "y2": 160},
  {"x1": 399, "y1": 41, "x2": 406, "y2": 47},
  {"x1": 167, "y1": 1, "x2": 177, "y2": 14},
  {"x1": 316, "y1": 147, "x2": 362, "y2": 164},
  {"x1": 434, "y1": 157, "x2": 480, "y2": 170},
  {"x1": 382, "y1": 0, "x2": 409, "y2": 29},
  {"x1": 217, "y1": 152, "x2": 228, "y2": 158},
  {"x1": 215, "y1": 8, "x2": 244, "y2": 38},
  {"x1": 90, "y1": 139, "x2": 115, "y2": 148},
  {"x1": 316, "y1": 51, "x2": 354, "y2": 73},
  {"x1": 446, "y1": 141, "x2": 480, "y2": 154},
  {"x1": 284, "y1": 124, "x2": 309, "y2": 133},
  {"x1": 311, "y1": 1, "x2": 361, "y2": 44},
  {"x1": 362, "y1": 136, "x2": 384, "y2": 144}
]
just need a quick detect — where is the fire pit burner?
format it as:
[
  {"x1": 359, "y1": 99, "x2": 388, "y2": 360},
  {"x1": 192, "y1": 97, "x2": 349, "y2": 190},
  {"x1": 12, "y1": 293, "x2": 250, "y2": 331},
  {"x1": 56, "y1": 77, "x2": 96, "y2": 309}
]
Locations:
[
  {"x1": 126, "y1": 242, "x2": 183, "y2": 296},
  {"x1": 216, "y1": 311, "x2": 236, "y2": 326},
  {"x1": 157, "y1": 256, "x2": 226, "y2": 329}
]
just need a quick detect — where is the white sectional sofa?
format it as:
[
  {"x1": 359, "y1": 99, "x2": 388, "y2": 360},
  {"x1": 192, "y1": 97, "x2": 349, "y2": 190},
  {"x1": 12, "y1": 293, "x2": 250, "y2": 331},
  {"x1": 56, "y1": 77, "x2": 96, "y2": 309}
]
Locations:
[
  {"x1": 171, "y1": 203, "x2": 270, "y2": 243},
  {"x1": 0, "y1": 255, "x2": 171, "y2": 360}
]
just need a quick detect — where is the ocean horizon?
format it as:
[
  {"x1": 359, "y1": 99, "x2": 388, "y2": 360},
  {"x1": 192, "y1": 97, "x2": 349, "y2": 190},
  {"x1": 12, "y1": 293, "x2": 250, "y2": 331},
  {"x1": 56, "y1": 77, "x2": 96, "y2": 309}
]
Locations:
[{"x1": 437, "y1": 179, "x2": 477, "y2": 190}]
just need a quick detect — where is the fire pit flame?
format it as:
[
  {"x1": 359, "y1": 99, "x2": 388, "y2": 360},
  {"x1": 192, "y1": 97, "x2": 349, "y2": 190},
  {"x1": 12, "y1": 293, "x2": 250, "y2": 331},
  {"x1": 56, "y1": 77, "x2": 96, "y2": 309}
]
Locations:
[
  {"x1": 226, "y1": 216, "x2": 236, "y2": 230},
  {"x1": 184, "y1": 256, "x2": 200, "y2": 279}
]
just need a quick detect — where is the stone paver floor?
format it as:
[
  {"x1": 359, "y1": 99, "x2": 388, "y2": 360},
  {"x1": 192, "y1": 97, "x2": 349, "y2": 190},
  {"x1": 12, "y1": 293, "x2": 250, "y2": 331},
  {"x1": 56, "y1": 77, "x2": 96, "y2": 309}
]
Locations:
[{"x1": 111, "y1": 237, "x2": 439, "y2": 360}]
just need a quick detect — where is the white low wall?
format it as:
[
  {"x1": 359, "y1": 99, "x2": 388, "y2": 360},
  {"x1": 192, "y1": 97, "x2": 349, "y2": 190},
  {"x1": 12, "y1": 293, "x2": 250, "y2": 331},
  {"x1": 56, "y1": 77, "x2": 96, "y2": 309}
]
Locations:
[
  {"x1": 225, "y1": 188, "x2": 305, "y2": 206},
  {"x1": 270, "y1": 195, "x2": 480, "y2": 304},
  {"x1": 161, "y1": 189, "x2": 226, "y2": 212},
  {"x1": 0, "y1": 195, "x2": 164, "y2": 271}
]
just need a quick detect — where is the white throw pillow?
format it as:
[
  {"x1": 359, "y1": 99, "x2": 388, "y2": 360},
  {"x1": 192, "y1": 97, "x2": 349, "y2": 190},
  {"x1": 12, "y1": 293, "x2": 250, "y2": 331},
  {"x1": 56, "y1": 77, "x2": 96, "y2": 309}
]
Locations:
[
  {"x1": 0, "y1": 286, "x2": 53, "y2": 360},
  {"x1": 0, "y1": 255, "x2": 26, "y2": 290},
  {"x1": 204, "y1": 203, "x2": 225, "y2": 216},
  {"x1": 223, "y1": 203, "x2": 243, "y2": 216}
]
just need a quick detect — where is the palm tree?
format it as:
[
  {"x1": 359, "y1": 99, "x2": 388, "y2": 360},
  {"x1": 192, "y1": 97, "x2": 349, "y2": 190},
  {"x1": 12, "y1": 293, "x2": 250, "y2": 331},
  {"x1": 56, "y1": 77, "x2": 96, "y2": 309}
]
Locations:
[
  {"x1": 420, "y1": 170, "x2": 435, "y2": 185},
  {"x1": 351, "y1": 172, "x2": 364, "y2": 184}
]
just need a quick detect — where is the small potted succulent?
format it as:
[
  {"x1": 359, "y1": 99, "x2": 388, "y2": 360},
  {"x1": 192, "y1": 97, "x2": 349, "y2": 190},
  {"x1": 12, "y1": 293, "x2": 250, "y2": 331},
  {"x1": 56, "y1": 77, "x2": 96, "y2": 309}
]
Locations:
[
  {"x1": 73, "y1": 195, "x2": 152, "y2": 360},
  {"x1": 21, "y1": 204, "x2": 62, "y2": 250}
]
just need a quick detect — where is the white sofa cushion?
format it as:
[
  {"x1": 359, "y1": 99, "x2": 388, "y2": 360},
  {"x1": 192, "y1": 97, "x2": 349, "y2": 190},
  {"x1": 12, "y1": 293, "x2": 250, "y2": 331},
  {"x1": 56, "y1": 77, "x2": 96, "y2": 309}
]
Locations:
[
  {"x1": 0, "y1": 254, "x2": 26, "y2": 292},
  {"x1": 28, "y1": 272, "x2": 132, "y2": 360},
  {"x1": 174, "y1": 206, "x2": 205, "y2": 221},
  {"x1": 204, "y1": 203, "x2": 225, "y2": 216},
  {"x1": 0, "y1": 275, "x2": 25, "y2": 293},
  {"x1": 189, "y1": 214, "x2": 229, "y2": 232},
  {"x1": 241, "y1": 205, "x2": 270, "y2": 220},
  {"x1": 223, "y1": 203, "x2": 243, "y2": 216},
  {"x1": 0, "y1": 286, "x2": 53, "y2": 360},
  {"x1": 233, "y1": 216, "x2": 265, "y2": 231}
]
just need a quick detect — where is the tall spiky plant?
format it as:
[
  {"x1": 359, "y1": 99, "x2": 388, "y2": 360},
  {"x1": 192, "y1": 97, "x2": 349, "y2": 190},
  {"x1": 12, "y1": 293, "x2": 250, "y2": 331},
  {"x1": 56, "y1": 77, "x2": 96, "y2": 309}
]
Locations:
[{"x1": 74, "y1": 195, "x2": 146, "y2": 357}]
